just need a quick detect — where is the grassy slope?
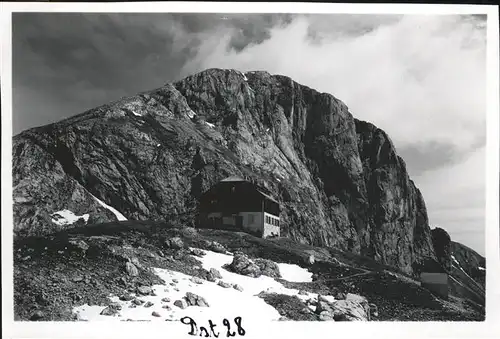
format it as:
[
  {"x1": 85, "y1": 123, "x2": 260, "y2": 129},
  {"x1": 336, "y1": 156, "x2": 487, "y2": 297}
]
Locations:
[{"x1": 13, "y1": 221, "x2": 484, "y2": 321}]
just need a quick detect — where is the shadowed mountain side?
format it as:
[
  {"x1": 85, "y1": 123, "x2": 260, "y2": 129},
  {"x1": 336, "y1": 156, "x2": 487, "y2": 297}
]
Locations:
[{"x1": 14, "y1": 68, "x2": 442, "y2": 275}]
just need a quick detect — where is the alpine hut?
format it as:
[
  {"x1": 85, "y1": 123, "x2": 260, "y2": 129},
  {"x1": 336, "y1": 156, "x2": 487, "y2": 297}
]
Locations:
[{"x1": 197, "y1": 176, "x2": 281, "y2": 238}]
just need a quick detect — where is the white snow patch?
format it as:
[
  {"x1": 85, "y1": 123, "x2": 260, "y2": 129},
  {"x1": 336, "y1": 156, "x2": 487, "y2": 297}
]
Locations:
[
  {"x1": 451, "y1": 255, "x2": 476, "y2": 281},
  {"x1": 384, "y1": 270, "x2": 399, "y2": 278},
  {"x1": 450, "y1": 275, "x2": 467, "y2": 289},
  {"x1": 233, "y1": 69, "x2": 248, "y2": 81},
  {"x1": 278, "y1": 263, "x2": 313, "y2": 282},
  {"x1": 196, "y1": 250, "x2": 313, "y2": 292},
  {"x1": 73, "y1": 249, "x2": 323, "y2": 323},
  {"x1": 90, "y1": 194, "x2": 127, "y2": 221},
  {"x1": 478, "y1": 266, "x2": 485, "y2": 271},
  {"x1": 187, "y1": 109, "x2": 197, "y2": 119},
  {"x1": 51, "y1": 210, "x2": 89, "y2": 226},
  {"x1": 205, "y1": 122, "x2": 215, "y2": 128},
  {"x1": 451, "y1": 256, "x2": 464, "y2": 271}
]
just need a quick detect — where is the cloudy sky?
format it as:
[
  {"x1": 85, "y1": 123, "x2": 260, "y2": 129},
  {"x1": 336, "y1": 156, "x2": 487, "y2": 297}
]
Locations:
[{"x1": 12, "y1": 13, "x2": 487, "y2": 254}]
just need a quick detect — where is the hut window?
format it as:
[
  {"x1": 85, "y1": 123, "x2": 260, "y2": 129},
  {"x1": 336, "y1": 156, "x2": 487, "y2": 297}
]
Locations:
[{"x1": 276, "y1": 219, "x2": 280, "y2": 226}]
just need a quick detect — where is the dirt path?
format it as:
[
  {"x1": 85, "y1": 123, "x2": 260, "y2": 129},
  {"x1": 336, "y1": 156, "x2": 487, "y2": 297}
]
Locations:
[{"x1": 316, "y1": 270, "x2": 373, "y2": 284}]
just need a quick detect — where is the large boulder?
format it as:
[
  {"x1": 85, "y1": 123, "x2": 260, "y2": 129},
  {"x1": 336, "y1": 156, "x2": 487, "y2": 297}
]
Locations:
[
  {"x1": 165, "y1": 237, "x2": 184, "y2": 250},
  {"x1": 314, "y1": 293, "x2": 370, "y2": 321},
  {"x1": 195, "y1": 267, "x2": 223, "y2": 282},
  {"x1": 184, "y1": 292, "x2": 210, "y2": 307},
  {"x1": 209, "y1": 268, "x2": 223, "y2": 279},
  {"x1": 174, "y1": 299, "x2": 188, "y2": 309},
  {"x1": 204, "y1": 240, "x2": 227, "y2": 254},
  {"x1": 330, "y1": 294, "x2": 371, "y2": 321},
  {"x1": 254, "y1": 258, "x2": 281, "y2": 279},
  {"x1": 217, "y1": 281, "x2": 232, "y2": 288},
  {"x1": 100, "y1": 302, "x2": 122, "y2": 316},
  {"x1": 225, "y1": 252, "x2": 261, "y2": 278}
]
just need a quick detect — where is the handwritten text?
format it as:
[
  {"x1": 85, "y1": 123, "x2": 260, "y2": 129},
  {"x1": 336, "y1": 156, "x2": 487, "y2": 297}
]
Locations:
[{"x1": 181, "y1": 316, "x2": 246, "y2": 337}]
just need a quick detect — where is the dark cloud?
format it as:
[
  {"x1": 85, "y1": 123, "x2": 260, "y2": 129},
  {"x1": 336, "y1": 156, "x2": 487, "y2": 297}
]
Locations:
[
  {"x1": 399, "y1": 143, "x2": 457, "y2": 177},
  {"x1": 399, "y1": 137, "x2": 485, "y2": 177},
  {"x1": 225, "y1": 14, "x2": 295, "y2": 52},
  {"x1": 13, "y1": 13, "x2": 183, "y2": 133},
  {"x1": 12, "y1": 13, "x2": 301, "y2": 134}
]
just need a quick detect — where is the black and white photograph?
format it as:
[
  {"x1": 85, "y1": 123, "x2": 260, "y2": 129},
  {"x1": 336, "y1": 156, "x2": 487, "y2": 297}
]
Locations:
[{"x1": 2, "y1": 2, "x2": 499, "y2": 339}]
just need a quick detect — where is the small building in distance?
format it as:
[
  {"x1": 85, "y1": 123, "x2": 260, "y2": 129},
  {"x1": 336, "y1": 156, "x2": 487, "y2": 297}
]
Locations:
[
  {"x1": 197, "y1": 176, "x2": 281, "y2": 238},
  {"x1": 420, "y1": 272, "x2": 449, "y2": 300}
]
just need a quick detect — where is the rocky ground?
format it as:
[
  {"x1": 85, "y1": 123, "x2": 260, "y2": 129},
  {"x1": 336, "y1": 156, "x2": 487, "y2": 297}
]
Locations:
[{"x1": 13, "y1": 221, "x2": 484, "y2": 322}]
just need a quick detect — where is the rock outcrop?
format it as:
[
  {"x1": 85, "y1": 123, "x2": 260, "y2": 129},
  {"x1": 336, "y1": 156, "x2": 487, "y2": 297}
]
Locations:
[
  {"x1": 12, "y1": 68, "x2": 439, "y2": 274},
  {"x1": 431, "y1": 227, "x2": 452, "y2": 271},
  {"x1": 451, "y1": 241, "x2": 486, "y2": 288}
]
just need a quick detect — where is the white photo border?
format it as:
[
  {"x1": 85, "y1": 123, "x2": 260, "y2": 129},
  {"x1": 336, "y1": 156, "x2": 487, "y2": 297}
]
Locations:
[{"x1": 1, "y1": 2, "x2": 498, "y2": 339}]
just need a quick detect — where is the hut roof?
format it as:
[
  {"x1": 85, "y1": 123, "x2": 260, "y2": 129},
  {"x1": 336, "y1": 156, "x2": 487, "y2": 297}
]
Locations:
[{"x1": 220, "y1": 176, "x2": 246, "y2": 182}]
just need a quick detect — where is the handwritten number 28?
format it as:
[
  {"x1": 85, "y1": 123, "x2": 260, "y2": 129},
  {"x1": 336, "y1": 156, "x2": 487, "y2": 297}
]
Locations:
[{"x1": 223, "y1": 317, "x2": 245, "y2": 336}]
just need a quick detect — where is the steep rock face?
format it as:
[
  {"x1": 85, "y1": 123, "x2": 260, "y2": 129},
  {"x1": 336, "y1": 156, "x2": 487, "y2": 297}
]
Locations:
[
  {"x1": 12, "y1": 135, "x2": 117, "y2": 237},
  {"x1": 451, "y1": 241, "x2": 486, "y2": 287},
  {"x1": 355, "y1": 121, "x2": 436, "y2": 273},
  {"x1": 12, "y1": 68, "x2": 437, "y2": 274}
]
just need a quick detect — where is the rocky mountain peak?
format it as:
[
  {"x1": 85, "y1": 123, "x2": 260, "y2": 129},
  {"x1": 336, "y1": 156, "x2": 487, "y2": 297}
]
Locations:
[{"x1": 13, "y1": 68, "x2": 441, "y2": 275}]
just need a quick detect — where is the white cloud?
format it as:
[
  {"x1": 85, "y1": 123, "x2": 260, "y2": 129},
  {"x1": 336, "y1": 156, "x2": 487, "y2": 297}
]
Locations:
[{"x1": 415, "y1": 146, "x2": 485, "y2": 254}]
